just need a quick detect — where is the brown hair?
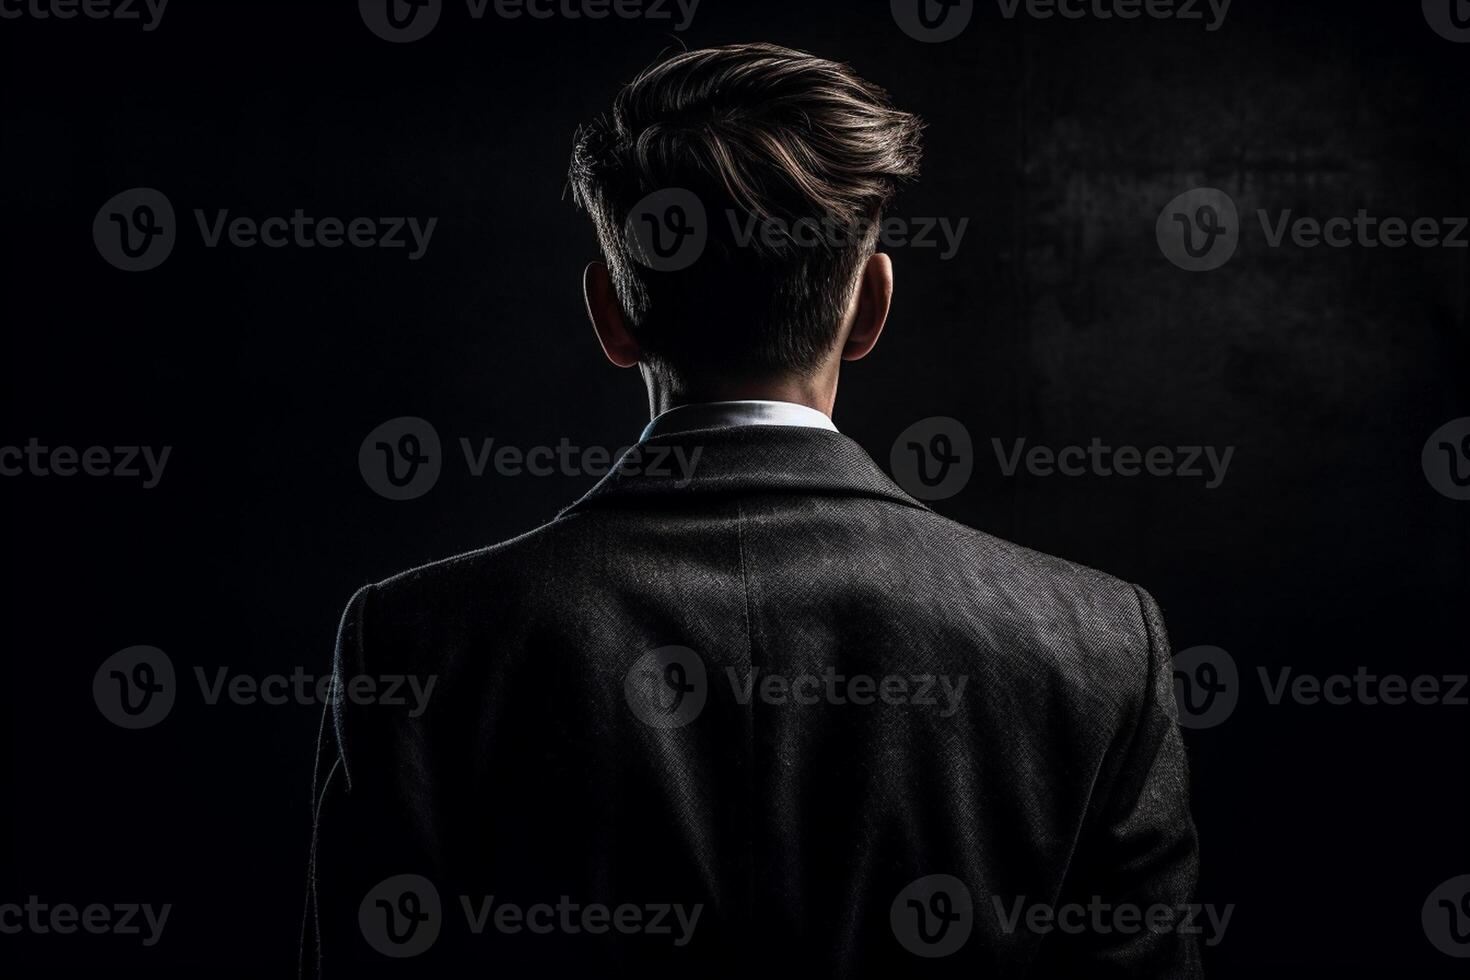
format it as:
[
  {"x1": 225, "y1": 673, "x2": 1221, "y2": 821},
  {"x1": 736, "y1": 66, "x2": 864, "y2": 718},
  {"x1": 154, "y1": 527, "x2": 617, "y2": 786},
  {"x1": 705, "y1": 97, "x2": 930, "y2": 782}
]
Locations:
[{"x1": 569, "y1": 43, "x2": 923, "y2": 381}]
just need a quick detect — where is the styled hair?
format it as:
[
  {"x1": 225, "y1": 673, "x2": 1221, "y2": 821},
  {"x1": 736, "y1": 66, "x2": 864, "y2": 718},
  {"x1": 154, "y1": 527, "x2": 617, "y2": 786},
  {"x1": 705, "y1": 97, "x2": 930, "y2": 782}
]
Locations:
[{"x1": 569, "y1": 43, "x2": 923, "y2": 382}]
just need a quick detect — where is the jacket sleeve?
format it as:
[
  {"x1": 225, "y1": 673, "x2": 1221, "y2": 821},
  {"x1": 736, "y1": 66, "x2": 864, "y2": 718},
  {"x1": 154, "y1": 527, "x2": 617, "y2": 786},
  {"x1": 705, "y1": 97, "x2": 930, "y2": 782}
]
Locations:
[
  {"x1": 1038, "y1": 585, "x2": 1204, "y2": 978},
  {"x1": 299, "y1": 585, "x2": 378, "y2": 979}
]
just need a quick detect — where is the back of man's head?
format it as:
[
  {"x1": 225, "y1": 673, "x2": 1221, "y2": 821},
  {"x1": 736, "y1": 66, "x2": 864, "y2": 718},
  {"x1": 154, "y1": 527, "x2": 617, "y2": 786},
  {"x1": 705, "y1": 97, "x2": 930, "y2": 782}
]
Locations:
[{"x1": 570, "y1": 43, "x2": 923, "y2": 386}]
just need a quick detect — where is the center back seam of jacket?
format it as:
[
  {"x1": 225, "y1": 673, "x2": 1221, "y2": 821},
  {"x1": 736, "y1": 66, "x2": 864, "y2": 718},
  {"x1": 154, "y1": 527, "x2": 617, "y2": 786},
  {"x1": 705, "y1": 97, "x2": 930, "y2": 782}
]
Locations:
[{"x1": 734, "y1": 498, "x2": 758, "y2": 924}]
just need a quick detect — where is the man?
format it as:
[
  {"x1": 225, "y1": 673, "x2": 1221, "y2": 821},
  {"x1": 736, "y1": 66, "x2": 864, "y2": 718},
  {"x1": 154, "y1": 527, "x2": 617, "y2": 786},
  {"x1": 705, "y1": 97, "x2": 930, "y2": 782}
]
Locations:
[{"x1": 302, "y1": 43, "x2": 1201, "y2": 978}]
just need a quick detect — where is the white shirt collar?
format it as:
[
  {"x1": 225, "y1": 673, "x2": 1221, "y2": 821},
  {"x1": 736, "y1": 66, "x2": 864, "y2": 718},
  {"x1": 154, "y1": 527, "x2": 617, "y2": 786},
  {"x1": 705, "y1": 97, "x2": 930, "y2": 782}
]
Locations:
[{"x1": 639, "y1": 399, "x2": 837, "y2": 442}]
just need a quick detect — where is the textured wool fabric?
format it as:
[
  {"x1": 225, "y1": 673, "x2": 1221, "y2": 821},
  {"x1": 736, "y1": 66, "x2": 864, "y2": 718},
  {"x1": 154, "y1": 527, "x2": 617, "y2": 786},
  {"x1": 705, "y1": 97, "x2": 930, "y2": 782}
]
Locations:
[{"x1": 301, "y1": 425, "x2": 1200, "y2": 978}]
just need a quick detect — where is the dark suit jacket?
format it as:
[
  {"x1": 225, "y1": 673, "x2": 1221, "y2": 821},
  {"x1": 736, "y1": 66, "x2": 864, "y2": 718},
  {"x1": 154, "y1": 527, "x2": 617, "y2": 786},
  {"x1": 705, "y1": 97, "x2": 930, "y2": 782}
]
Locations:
[{"x1": 301, "y1": 425, "x2": 1200, "y2": 978}]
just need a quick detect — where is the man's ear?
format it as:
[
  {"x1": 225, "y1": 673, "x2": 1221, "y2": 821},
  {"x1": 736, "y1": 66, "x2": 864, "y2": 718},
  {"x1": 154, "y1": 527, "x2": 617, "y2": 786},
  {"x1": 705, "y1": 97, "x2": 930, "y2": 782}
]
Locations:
[
  {"x1": 583, "y1": 262, "x2": 640, "y2": 368},
  {"x1": 840, "y1": 252, "x2": 894, "y2": 362}
]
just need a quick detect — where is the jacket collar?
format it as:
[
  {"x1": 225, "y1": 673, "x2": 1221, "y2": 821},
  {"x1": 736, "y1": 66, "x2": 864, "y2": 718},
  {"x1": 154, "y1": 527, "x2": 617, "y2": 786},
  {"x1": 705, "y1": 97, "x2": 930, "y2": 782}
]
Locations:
[
  {"x1": 559, "y1": 425, "x2": 930, "y2": 516},
  {"x1": 639, "y1": 399, "x2": 837, "y2": 442}
]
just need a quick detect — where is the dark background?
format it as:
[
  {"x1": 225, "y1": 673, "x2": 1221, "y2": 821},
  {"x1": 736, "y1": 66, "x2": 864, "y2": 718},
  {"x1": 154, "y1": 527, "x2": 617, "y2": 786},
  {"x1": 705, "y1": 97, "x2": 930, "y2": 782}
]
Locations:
[{"x1": 2, "y1": 0, "x2": 1467, "y2": 975}]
